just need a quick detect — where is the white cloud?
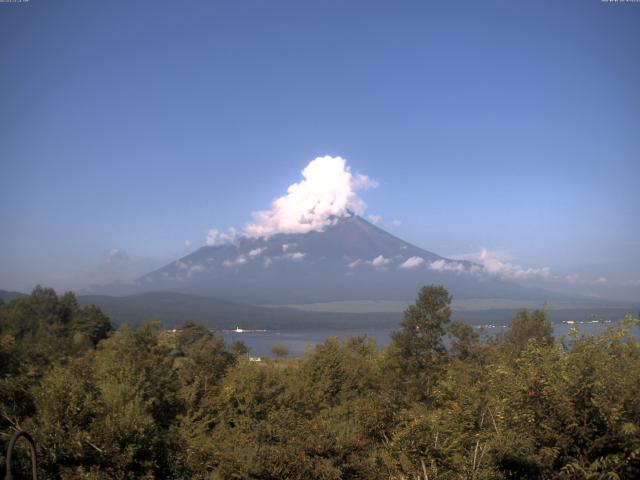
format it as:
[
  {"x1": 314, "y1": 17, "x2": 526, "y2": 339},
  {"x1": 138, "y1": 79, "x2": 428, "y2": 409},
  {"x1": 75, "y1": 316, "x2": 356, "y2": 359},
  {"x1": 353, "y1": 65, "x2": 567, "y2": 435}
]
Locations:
[
  {"x1": 282, "y1": 243, "x2": 296, "y2": 252},
  {"x1": 206, "y1": 227, "x2": 239, "y2": 246},
  {"x1": 367, "y1": 214, "x2": 382, "y2": 225},
  {"x1": 389, "y1": 219, "x2": 401, "y2": 227},
  {"x1": 245, "y1": 156, "x2": 378, "y2": 237},
  {"x1": 400, "y1": 256, "x2": 424, "y2": 269},
  {"x1": 481, "y1": 250, "x2": 550, "y2": 279},
  {"x1": 206, "y1": 229, "x2": 221, "y2": 246},
  {"x1": 79, "y1": 249, "x2": 162, "y2": 288},
  {"x1": 367, "y1": 255, "x2": 391, "y2": 268},
  {"x1": 187, "y1": 264, "x2": 205, "y2": 277},
  {"x1": 453, "y1": 249, "x2": 551, "y2": 280},
  {"x1": 564, "y1": 273, "x2": 616, "y2": 286},
  {"x1": 428, "y1": 259, "x2": 467, "y2": 273},
  {"x1": 223, "y1": 255, "x2": 247, "y2": 267},
  {"x1": 453, "y1": 249, "x2": 514, "y2": 263},
  {"x1": 283, "y1": 252, "x2": 306, "y2": 261},
  {"x1": 248, "y1": 247, "x2": 266, "y2": 257},
  {"x1": 184, "y1": 240, "x2": 192, "y2": 248},
  {"x1": 8, "y1": 250, "x2": 164, "y2": 294},
  {"x1": 175, "y1": 260, "x2": 189, "y2": 270},
  {"x1": 565, "y1": 274, "x2": 581, "y2": 284},
  {"x1": 348, "y1": 259, "x2": 362, "y2": 269},
  {"x1": 105, "y1": 248, "x2": 129, "y2": 264}
]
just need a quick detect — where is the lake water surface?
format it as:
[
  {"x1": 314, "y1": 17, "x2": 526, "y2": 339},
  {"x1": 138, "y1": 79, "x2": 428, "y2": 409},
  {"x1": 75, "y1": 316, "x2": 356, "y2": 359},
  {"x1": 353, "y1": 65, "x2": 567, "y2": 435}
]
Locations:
[{"x1": 221, "y1": 321, "x2": 639, "y2": 358}]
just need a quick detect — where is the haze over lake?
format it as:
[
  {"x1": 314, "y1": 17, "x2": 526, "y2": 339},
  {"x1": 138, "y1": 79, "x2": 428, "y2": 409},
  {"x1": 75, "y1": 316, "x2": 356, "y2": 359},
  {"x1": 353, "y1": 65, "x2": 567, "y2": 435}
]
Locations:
[{"x1": 221, "y1": 321, "x2": 640, "y2": 358}]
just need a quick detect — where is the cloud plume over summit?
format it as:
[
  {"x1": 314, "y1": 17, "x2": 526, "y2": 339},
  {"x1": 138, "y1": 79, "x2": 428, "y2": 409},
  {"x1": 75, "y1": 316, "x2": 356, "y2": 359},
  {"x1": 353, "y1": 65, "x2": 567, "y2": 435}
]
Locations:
[{"x1": 245, "y1": 156, "x2": 377, "y2": 238}]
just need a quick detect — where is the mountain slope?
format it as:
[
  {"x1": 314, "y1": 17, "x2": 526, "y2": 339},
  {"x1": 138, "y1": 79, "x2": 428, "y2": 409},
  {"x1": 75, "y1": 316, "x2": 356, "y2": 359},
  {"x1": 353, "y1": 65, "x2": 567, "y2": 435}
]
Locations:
[
  {"x1": 77, "y1": 291, "x2": 401, "y2": 330},
  {"x1": 0, "y1": 289, "x2": 27, "y2": 302},
  {"x1": 129, "y1": 215, "x2": 560, "y2": 304}
]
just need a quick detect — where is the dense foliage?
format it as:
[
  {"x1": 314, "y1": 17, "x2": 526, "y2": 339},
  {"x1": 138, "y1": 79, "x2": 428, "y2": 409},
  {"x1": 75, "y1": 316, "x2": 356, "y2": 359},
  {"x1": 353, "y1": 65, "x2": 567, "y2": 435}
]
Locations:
[{"x1": 1, "y1": 286, "x2": 639, "y2": 479}]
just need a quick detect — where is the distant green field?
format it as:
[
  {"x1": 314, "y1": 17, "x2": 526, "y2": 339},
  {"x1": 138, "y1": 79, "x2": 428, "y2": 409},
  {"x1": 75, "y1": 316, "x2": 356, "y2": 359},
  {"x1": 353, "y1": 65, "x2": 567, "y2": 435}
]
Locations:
[
  {"x1": 3, "y1": 289, "x2": 637, "y2": 330},
  {"x1": 268, "y1": 297, "x2": 638, "y2": 314}
]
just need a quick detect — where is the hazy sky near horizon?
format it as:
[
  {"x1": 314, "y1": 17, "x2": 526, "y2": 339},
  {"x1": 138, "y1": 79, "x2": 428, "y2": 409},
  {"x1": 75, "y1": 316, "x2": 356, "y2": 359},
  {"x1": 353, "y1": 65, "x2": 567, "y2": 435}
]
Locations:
[{"x1": 1, "y1": 0, "x2": 639, "y2": 299}]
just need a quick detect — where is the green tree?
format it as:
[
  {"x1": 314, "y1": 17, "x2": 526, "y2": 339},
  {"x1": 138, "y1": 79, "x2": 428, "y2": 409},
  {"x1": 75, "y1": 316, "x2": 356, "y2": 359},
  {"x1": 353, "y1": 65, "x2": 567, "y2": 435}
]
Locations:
[
  {"x1": 87, "y1": 323, "x2": 179, "y2": 478},
  {"x1": 503, "y1": 308, "x2": 553, "y2": 357},
  {"x1": 271, "y1": 344, "x2": 290, "y2": 358},
  {"x1": 385, "y1": 285, "x2": 452, "y2": 403},
  {"x1": 448, "y1": 321, "x2": 481, "y2": 361}
]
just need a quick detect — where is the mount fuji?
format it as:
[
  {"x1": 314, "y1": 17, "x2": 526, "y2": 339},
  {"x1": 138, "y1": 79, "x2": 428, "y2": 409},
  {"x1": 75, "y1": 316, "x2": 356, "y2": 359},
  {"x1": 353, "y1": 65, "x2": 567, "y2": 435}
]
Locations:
[{"x1": 130, "y1": 214, "x2": 557, "y2": 305}]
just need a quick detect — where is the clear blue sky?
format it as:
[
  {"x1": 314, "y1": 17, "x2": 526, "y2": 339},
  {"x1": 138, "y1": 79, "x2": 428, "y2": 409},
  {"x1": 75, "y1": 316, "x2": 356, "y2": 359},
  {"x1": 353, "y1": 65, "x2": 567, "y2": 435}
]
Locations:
[{"x1": 1, "y1": 0, "x2": 638, "y2": 299}]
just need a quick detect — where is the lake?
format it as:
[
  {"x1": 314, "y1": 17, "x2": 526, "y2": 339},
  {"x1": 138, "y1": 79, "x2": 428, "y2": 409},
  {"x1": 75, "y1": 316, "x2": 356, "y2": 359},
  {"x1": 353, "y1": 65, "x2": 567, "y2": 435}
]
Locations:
[{"x1": 220, "y1": 321, "x2": 640, "y2": 358}]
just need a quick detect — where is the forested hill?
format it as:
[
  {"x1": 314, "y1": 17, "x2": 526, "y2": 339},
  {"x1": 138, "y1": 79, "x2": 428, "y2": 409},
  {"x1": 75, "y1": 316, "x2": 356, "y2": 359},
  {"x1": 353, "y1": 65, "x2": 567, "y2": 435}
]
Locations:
[
  {"x1": 76, "y1": 291, "x2": 401, "y2": 330},
  {"x1": 2, "y1": 288, "x2": 637, "y2": 330},
  {"x1": 78, "y1": 291, "x2": 637, "y2": 330},
  {"x1": 0, "y1": 289, "x2": 27, "y2": 303},
  {"x1": 1, "y1": 285, "x2": 639, "y2": 478}
]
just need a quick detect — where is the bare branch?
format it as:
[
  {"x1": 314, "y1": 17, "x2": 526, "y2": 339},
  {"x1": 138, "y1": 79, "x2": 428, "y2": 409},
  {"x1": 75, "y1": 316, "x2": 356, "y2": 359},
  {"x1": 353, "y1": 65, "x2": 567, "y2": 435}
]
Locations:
[
  {"x1": 421, "y1": 458, "x2": 429, "y2": 480},
  {"x1": 85, "y1": 439, "x2": 104, "y2": 453},
  {"x1": 487, "y1": 407, "x2": 501, "y2": 437}
]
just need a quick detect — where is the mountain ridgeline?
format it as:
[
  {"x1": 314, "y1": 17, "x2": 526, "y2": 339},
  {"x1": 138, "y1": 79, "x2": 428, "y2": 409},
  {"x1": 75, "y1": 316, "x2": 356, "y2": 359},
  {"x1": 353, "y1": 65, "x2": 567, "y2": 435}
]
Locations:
[
  {"x1": 122, "y1": 215, "x2": 556, "y2": 304},
  {"x1": 8, "y1": 216, "x2": 638, "y2": 329}
]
